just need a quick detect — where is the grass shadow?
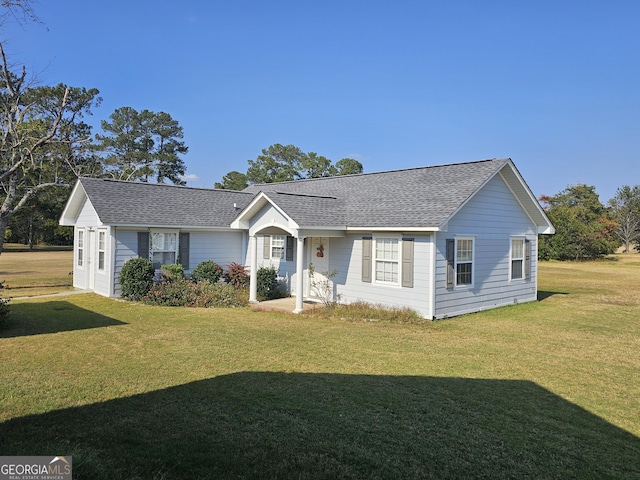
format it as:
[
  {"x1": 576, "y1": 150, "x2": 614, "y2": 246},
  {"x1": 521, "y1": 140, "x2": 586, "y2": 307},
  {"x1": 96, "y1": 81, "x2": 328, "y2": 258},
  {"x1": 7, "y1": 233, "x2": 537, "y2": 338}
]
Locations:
[
  {"x1": 1, "y1": 373, "x2": 638, "y2": 479},
  {"x1": 537, "y1": 290, "x2": 569, "y2": 301},
  {"x1": 0, "y1": 301, "x2": 127, "y2": 338}
]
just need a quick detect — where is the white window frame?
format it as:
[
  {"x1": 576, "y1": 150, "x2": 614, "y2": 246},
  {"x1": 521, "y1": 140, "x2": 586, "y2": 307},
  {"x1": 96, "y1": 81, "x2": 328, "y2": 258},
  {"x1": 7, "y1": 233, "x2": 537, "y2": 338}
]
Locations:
[
  {"x1": 271, "y1": 235, "x2": 285, "y2": 259},
  {"x1": 510, "y1": 236, "x2": 525, "y2": 281},
  {"x1": 455, "y1": 236, "x2": 475, "y2": 287},
  {"x1": 97, "y1": 229, "x2": 107, "y2": 272},
  {"x1": 150, "y1": 231, "x2": 178, "y2": 270},
  {"x1": 77, "y1": 229, "x2": 85, "y2": 268},
  {"x1": 373, "y1": 236, "x2": 401, "y2": 285}
]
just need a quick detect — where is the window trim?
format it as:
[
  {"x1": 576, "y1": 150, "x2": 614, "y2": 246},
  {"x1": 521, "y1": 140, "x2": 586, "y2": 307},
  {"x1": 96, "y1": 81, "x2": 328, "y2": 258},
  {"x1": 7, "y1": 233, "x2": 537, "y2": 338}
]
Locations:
[
  {"x1": 97, "y1": 229, "x2": 107, "y2": 272},
  {"x1": 77, "y1": 229, "x2": 85, "y2": 268},
  {"x1": 150, "y1": 231, "x2": 179, "y2": 270},
  {"x1": 454, "y1": 235, "x2": 475, "y2": 288},
  {"x1": 271, "y1": 235, "x2": 285, "y2": 259},
  {"x1": 510, "y1": 236, "x2": 525, "y2": 281},
  {"x1": 373, "y1": 236, "x2": 401, "y2": 286}
]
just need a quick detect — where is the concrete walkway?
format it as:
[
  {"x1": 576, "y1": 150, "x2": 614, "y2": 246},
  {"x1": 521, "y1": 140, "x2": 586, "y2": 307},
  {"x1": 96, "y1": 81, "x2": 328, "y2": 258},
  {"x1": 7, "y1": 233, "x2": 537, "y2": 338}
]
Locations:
[
  {"x1": 8, "y1": 289, "x2": 90, "y2": 301},
  {"x1": 249, "y1": 297, "x2": 322, "y2": 313}
]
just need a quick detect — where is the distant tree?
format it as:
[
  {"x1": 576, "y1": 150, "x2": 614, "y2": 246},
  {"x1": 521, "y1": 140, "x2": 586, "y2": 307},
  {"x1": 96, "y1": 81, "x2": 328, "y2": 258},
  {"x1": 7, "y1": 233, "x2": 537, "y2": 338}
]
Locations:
[
  {"x1": 96, "y1": 107, "x2": 188, "y2": 184},
  {"x1": 0, "y1": 44, "x2": 101, "y2": 253},
  {"x1": 608, "y1": 185, "x2": 640, "y2": 253},
  {"x1": 539, "y1": 185, "x2": 618, "y2": 261},
  {"x1": 299, "y1": 152, "x2": 335, "y2": 178},
  {"x1": 246, "y1": 144, "x2": 304, "y2": 184},
  {"x1": 214, "y1": 171, "x2": 248, "y2": 190},
  {"x1": 334, "y1": 157, "x2": 363, "y2": 175},
  {"x1": 218, "y1": 145, "x2": 365, "y2": 186}
]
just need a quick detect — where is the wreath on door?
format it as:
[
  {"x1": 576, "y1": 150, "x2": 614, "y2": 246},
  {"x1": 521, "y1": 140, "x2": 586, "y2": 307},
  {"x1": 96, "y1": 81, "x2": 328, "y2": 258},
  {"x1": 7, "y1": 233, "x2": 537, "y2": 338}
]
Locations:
[{"x1": 316, "y1": 244, "x2": 324, "y2": 258}]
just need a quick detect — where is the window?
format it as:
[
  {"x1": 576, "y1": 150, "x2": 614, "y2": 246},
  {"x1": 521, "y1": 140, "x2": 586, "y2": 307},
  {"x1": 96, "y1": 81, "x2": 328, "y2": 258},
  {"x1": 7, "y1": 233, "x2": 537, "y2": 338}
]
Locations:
[
  {"x1": 151, "y1": 232, "x2": 177, "y2": 269},
  {"x1": 98, "y1": 230, "x2": 106, "y2": 271},
  {"x1": 511, "y1": 238, "x2": 524, "y2": 280},
  {"x1": 375, "y1": 237, "x2": 399, "y2": 284},
  {"x1": 447, "y1": 236, "x2": 475, "y2": 288},
  {"x1": 456, "y1": 238, "x2": 473, "y2": 285},
  {"x1": 271, "y1": 235, "x2": 285, "y2": 259},
  {"x1": 77, "y1": 230, "x2": 84, "y2": 267}
]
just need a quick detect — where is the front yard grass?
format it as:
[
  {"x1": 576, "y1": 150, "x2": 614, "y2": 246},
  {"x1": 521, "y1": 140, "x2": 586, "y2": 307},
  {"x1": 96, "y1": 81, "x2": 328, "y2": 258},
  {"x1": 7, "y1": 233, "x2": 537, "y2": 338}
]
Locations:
[{"x1": 0, "y1": 254, "x2": 639, "y2": 478}]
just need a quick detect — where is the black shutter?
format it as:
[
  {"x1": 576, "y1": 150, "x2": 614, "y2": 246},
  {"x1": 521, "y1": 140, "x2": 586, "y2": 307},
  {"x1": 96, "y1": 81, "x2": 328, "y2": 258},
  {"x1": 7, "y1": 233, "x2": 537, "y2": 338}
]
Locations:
[
  {"x1": 402, "y1": 238, "x2": 414, "y2": 288},
  {"x1": 446, "y1": 239, "x2": 455, "y2": 289},
  {"x1": 524, "y1": 239, "x2": 531, "y2": 279},
  {"x1": 362, "y1": 236, "x2": 372, "y2": 283},
  {"x1": 285, "y1": 236, "x2": 294, "y2": 261},
  {"x1": 179, "y1": 232, "x2": 190, "y2": 270},
  {"x1": 263, "y1": 235, "x2": 270, "y2": 259},
  {"x1": 138, "y1": 232, "x2": 150, "y2": 259}
]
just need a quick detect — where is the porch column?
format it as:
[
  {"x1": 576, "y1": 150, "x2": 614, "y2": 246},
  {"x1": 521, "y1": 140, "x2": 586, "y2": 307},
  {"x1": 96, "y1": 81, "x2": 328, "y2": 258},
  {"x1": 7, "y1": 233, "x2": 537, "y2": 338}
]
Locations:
[
  {"x1": 249, "y1": 234, "x2": 258, "y2": 303},
  {"x1": 293, "y1": 236, "x2": 305, "y2": 313}
]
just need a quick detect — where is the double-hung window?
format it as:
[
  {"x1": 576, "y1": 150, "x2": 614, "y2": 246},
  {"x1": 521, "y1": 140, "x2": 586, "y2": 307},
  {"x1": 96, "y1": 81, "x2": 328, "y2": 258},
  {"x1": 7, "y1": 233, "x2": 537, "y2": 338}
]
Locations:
[
  {"x1": 151, "y1": 232, "x2": 177, "y2": 269},
  {"x1": 511, "y1": 238, "x2": 525, "y2": 280},
  {"x1": 456, "y1": 238, "x2": 474, "y2": 285},
  {"x1": 375, "y1": 237, "x2": 399, "y2": 284},
  {"x1": 447, "y1": 236, "x2": 475, "y2": 288},
  {"x1": 77, "y1": 230, "x2": 84, "y2": 267},
  {"x1": 271, "y1": 235, "x2": 285, "y2": 259},
  {"x1": 98, "y1": 230, "x2": 106, "y2": 271}
]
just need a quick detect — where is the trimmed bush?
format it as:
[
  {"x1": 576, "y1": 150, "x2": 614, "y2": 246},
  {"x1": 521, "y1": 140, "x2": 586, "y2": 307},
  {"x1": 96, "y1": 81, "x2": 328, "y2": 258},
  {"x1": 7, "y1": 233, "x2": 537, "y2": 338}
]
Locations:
[
  {"x1": 225, "y1": 262, "x2": 249, "y2": 289},
  {"x1": 190, "y1": 260, "x2": 223, "y2": 284},
  {"x1": 161, "y1": 263, "x2": 185, "y2": 281},
  {"x1": 119, "y1": 258, "x2": 155, "y2": 301},
  {"x1": 256, "y1": 266, "x2": 280, "y2": 301},
  {"x1": 143, "y1": 279, "x2": 248, "y2": 308}
]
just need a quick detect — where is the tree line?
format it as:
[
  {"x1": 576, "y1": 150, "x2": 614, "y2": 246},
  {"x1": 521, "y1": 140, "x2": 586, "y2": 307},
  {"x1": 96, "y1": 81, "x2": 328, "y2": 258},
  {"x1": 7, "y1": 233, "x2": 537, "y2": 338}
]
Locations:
[{"x1": 539, "y1": 184, "x2": 640, "y2": 260}]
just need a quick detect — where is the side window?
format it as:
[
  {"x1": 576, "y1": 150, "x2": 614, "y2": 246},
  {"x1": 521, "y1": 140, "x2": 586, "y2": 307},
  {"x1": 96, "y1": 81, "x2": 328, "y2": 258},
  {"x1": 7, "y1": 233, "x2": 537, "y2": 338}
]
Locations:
[
  {"x1": 511, "y1": 238, "x2": 525, "y2": 280},
  {"x1": 446, "y1": 236, "x2": 475, "y2": 288},
  {"x1": 455, "y1": 238, "x2": 474, "y2": 286},
  {"x1": 98, "y1": 230, "x2": 106, "y2": 271},
  {"x1": 77, "y1": 229, "x2": 84, "y2": 267}
]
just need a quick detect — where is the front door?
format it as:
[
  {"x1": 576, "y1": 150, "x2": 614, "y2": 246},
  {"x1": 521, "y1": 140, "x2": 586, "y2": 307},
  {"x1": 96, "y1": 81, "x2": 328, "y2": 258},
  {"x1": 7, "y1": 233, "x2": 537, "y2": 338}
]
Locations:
[{"x1": 307, "y1": 237, "x2": 331, "y2": 301}]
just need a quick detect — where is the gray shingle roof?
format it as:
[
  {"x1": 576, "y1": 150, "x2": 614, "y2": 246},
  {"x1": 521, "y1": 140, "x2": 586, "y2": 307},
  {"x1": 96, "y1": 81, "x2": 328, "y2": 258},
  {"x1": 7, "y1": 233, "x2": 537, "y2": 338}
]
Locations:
[
  {"x1": 244, "y1": 158, "x2": 510, "y2": 228},
  {"x1": 78, "y1": 177, "x2": 253, "y2": 227}
]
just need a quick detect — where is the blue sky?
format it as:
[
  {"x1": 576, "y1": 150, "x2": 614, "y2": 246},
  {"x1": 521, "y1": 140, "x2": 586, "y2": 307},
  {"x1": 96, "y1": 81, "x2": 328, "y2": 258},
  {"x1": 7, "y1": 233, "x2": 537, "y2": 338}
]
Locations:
[{"x1": 3, "y1": 0, "x2": 638, "y2": 201}]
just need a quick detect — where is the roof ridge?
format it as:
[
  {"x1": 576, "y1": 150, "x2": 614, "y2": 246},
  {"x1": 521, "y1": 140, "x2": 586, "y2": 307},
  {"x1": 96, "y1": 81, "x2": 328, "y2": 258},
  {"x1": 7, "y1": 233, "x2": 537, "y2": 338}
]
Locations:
[
  {"x1": 79, "y1": 177, "x2": 253, "y2": 195},
  {"x1": 248, "y1": 158, "x2": 509, "y2": 187}
]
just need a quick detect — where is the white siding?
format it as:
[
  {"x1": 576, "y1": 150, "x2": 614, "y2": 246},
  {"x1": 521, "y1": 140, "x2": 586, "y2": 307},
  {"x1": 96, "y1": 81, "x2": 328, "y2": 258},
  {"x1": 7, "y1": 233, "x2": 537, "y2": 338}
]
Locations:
[
  {"x1": 71, "y1": 199, "x2": 100, "y2": 292},
  {"x1": 330, "y1": 233, "x2": 433, "y2": 317},
  {"x1": 249, "y1": 234, "x2": 297, "y2": 293},
  {"x1": 112, "y1": 228, "x2": 246, "y2": 297},
  {"x1": 434, "y1": 175, "x2": 539, "y2": 318}
]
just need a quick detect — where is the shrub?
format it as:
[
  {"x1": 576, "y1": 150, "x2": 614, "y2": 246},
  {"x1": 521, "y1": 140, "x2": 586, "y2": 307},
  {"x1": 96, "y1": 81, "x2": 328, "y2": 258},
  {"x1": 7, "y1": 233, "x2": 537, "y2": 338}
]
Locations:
[
  {"x1": 225, "y1": 262, "x2": 249, "y2": 289},
  {"x1": 143, "y1": 279, "x2": 248, "y2": 308},
  {"x1": 0, "y1": 281, "x2": 10, "y2": 327},
  {"x1": 190, "y1": 260, "x2": 223, "y2": 284},
  {"x1": 161, "y1": 263, "x2": 185, "y2": 281},
  {"x1": 256, "y1": 265, "x2": 280, "y2": 301},
  {"x1": 119, "y1": 258, "x2": 155, "y2": 301},
  {"x1": 143, "y1": 278, "x2": 197, "y2": 306}
]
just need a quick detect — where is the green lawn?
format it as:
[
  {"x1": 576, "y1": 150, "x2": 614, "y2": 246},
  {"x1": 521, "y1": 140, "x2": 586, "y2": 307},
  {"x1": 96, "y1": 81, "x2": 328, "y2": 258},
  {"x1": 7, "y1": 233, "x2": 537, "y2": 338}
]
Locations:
[{"x1": 0, "y1": 254, "x2": 639, "y2": 479}]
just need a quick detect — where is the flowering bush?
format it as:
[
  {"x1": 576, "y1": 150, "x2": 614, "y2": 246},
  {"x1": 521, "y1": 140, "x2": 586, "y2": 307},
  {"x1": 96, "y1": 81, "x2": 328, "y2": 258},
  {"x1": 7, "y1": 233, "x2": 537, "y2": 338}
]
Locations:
[{"x1": 224, "y1": 262, "x2": 249, "y2": 288}]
